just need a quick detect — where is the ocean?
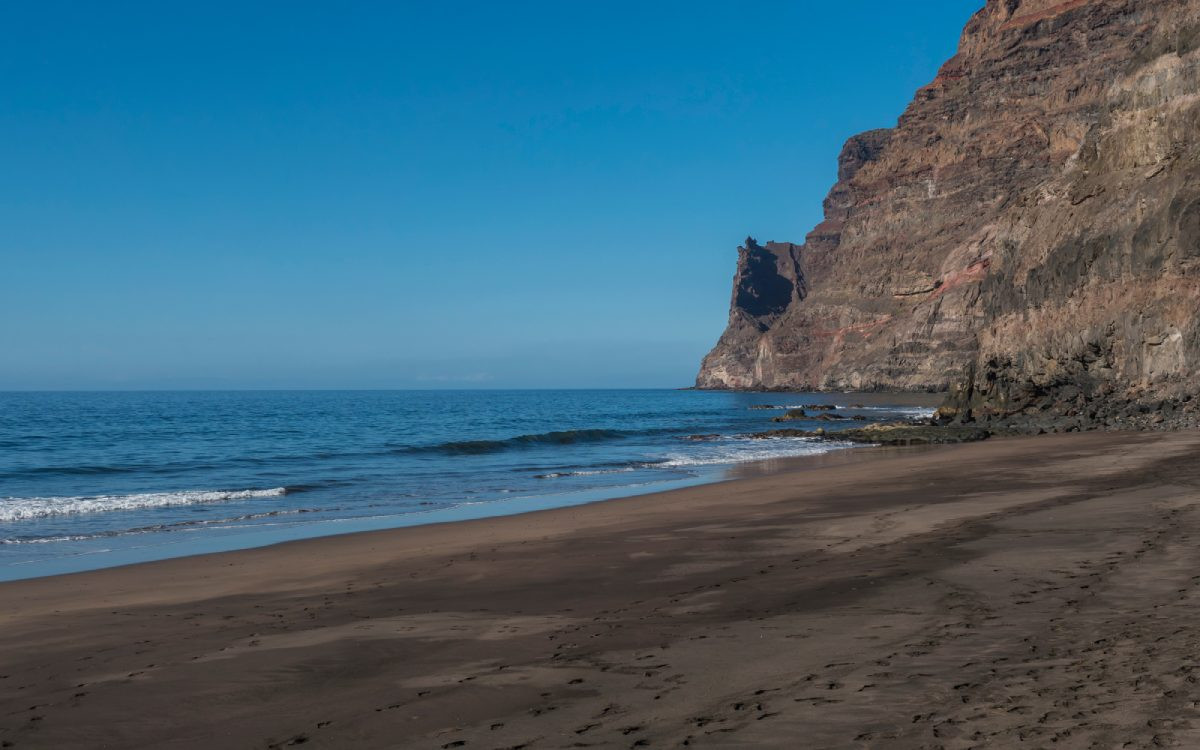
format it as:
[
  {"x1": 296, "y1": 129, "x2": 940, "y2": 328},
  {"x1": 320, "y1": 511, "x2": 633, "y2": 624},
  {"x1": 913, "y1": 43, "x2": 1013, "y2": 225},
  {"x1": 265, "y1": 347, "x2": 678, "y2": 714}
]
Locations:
[{"x1": 0, "y1": 390, "x2": 938, "y2": 580}]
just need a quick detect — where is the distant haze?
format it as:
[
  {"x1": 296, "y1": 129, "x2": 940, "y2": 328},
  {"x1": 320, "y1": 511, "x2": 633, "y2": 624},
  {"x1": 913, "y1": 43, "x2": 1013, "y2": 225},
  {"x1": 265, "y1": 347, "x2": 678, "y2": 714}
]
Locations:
[{"x1": 0, "y1": 1, "x2": 980, "y2": 389}]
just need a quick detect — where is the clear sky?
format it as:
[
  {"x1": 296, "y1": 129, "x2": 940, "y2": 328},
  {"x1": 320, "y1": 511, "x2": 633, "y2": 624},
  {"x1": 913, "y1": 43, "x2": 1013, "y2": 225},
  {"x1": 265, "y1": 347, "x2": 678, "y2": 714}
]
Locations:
[{"x1": 1, "y1": 1, "x2": 981, "y2": 390}]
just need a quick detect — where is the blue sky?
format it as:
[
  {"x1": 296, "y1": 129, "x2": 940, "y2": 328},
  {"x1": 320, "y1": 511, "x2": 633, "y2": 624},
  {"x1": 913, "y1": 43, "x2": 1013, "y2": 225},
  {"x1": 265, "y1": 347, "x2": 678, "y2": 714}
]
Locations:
[{"x1": 1, "y1": 1, "x2": 980, "y2": 389}]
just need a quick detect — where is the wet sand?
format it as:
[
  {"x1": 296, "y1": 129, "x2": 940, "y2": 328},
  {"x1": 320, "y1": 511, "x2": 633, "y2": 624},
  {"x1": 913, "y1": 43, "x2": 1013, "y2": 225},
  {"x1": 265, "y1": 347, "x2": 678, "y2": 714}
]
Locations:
[{"x1": 4, "y1": 431, "x2": 1200, "y2": 749}]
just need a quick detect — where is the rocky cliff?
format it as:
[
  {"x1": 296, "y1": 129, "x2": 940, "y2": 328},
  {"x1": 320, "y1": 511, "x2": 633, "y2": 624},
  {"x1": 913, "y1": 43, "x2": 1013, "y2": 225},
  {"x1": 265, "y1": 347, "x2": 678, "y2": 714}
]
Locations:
[{"x1": 697, "y1": 0, "x2": 1200, "y2": 429}]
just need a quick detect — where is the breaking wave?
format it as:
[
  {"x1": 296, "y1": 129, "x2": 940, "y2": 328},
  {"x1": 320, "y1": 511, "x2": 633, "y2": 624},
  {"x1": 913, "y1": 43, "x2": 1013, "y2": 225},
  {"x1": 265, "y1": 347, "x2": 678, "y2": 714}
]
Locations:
[
  {"x1": 0, "y1": 487, "x2": 289, "y2": 523},
  {"x1": 533, "y1": 436, "x2": 862, "y2": 478},
  {"x1": 533, "y1": 467, "x2": 639, "y2": 479},
  {"x1": 655, "y1": 437, "x2": 859, "y2": 468},
  {"x1": 402, "y1": 427, "x2": 690, "y2": 455},
  {"x1": 852, "y1": 406, "x2": 937, "y2": 418}
]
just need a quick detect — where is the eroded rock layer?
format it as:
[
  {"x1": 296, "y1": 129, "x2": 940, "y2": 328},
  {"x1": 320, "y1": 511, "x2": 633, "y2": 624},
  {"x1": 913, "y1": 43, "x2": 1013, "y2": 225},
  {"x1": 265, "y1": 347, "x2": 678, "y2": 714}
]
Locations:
[{"x1": 698, "y1": 0, "x2": 1200, "y2": 428}]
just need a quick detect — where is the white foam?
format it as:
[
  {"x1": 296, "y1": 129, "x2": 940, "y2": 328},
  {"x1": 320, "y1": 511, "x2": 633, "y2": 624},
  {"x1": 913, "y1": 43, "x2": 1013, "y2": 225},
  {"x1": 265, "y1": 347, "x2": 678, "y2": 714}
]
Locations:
[
  {"x1": 536, "y1": 467, "x2": 638, "y2": 479},
  {"x1": 0, "y1": 488, "x2": 287, "y2": 523},
  {"x1": 780, "y1": 405, "x2": 937, "y2": 418},
  {"x1": 1, "y1": 534, "x2": 94, "y2": 545},
  {"x1": 853, "y1": 406, "x2": 937, "y2": 418},
  {"x1": 656, "y1": 437, "x2": 857, "y2": 468}
]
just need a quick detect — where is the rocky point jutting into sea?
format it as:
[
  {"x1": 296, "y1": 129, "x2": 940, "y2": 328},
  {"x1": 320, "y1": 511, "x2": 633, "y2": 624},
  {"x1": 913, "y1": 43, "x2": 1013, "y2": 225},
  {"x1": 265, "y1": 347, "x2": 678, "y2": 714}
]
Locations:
[{"x1": 698, "y1": 0, "x2": 1200, "y2": 433}]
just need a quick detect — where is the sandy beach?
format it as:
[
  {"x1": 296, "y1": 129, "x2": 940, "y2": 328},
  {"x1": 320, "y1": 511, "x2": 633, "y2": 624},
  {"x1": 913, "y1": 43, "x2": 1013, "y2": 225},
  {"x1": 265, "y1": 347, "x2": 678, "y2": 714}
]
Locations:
[{"x1": 4, "y1": 431, "x2": 1200, "y2": 749}]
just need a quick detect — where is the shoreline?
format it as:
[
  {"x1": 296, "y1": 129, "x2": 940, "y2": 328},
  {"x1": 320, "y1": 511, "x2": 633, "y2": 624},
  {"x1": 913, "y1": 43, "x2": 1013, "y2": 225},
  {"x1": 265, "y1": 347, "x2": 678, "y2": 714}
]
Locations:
[
  {"x1": 0, "y1": 436, "x2": 909, "y2": 584},
  {"x1": 0, "y1": 389, "x2": 946, "y2": 583},
  {"x1": 5, "y1": 431, "x2": 1200, "y2": 747}
]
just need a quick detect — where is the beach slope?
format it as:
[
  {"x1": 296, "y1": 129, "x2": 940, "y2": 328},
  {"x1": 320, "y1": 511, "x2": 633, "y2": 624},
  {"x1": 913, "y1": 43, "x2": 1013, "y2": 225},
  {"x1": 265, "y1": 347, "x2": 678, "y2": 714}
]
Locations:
[{"x1": 4, "y1": 432, "x2": 1200, "y2": 748}]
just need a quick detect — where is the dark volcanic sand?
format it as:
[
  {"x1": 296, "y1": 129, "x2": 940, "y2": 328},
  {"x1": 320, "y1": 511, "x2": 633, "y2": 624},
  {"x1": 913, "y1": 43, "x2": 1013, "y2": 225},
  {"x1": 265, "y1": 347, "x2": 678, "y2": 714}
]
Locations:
[{"x1": 4, "y1": 432, "x2": 1200, "y2": 749}]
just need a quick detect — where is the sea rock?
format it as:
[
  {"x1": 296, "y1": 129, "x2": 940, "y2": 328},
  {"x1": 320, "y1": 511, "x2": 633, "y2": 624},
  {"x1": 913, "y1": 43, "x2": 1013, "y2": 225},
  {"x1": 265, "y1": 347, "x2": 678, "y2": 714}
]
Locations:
[
  {"x1": 697, "y1": 0, "x2": 1200, "y2": 431},
  {"x1": 771, "y1": 408, "x2": 809, "y2": 422}
]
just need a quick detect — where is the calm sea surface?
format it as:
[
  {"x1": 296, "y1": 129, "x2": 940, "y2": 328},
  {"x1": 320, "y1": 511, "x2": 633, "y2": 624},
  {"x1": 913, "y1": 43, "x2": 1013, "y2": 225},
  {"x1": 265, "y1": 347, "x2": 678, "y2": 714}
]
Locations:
[{"x1": 0, "y1": 390, "x2": 938, "y2": 580}]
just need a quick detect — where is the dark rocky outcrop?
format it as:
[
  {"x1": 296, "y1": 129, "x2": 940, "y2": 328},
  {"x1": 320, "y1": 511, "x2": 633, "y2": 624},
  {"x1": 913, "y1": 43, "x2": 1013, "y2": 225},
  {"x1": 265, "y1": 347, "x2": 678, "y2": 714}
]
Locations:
[
  {"x1": 697, "y1": 0, "x2": 1200, "y2": 431},
  {"x1": 771, "y1": 408, "x2": 809, "y2": 422},
  {"x1": 813, "y1": 413, "x2": 846, "y2": 421}
]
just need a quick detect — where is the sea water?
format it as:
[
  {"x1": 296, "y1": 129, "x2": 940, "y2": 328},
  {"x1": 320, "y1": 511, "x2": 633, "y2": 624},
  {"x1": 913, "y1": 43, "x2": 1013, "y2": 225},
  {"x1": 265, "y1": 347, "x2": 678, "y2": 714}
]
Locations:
[{"x1": 0, "y1": 390, "x2": 938, "y2": 580}]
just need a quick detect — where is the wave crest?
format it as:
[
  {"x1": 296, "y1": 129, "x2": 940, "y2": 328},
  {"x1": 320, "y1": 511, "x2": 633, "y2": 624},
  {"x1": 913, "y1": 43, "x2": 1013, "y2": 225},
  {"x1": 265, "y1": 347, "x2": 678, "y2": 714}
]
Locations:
[
  {"x1": 0, "y1": 487, "x2": 288, "y2": 523},
  {"x1": 411, "y1": 428, "x2": 629, "y2": 455}
]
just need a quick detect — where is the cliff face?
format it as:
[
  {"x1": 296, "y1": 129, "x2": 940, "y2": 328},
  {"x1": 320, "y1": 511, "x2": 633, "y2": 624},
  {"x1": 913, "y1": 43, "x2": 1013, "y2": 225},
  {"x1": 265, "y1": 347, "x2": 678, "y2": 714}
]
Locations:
[
  {"x1": 697, "y1": 0, "x2": 1200, "y2": 428},
  {"x1": 697, "y1": 238, "x2": 805, "y2": 389}
]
